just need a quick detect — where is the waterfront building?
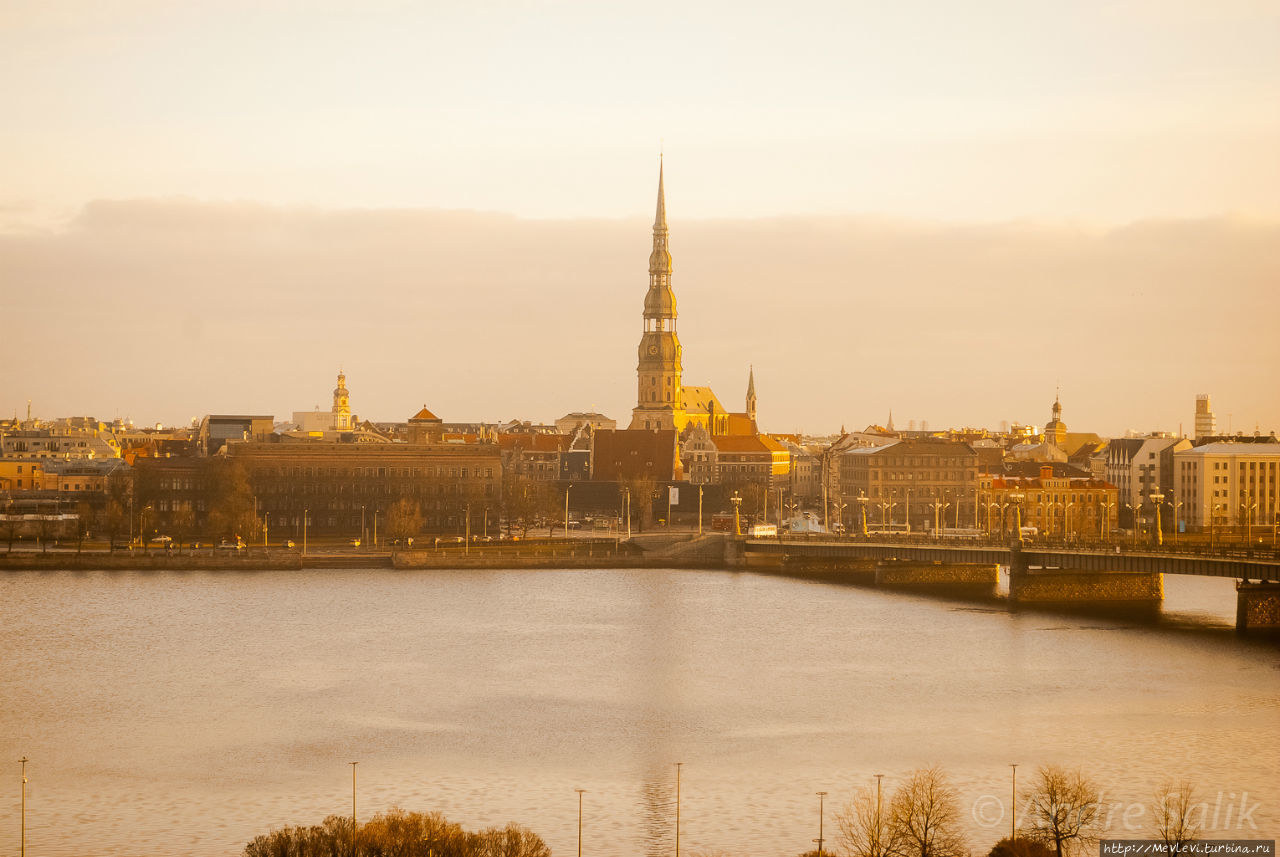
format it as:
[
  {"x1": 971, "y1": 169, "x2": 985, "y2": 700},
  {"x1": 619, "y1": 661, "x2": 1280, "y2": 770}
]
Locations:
[
  {"x1": 228, "y1": 436, "x2": 501, "y2": 536},
  {"x1": 839, "y1": 439, "x2": 979, "y2": 531},
  {"x1": 1175, "y1": 440, "x2": 1280, "y2": 533},
  {"x1": 979, "y1": 465, "x2": 1119, "y2": 539}
]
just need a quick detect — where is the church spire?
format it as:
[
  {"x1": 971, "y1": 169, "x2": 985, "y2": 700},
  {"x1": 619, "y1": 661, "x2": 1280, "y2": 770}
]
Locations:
[
  {"x1": 746, "y1": 365, "x2": 757, "y2": 421},
  {"x1": 654, "y1": 155, "x2": 668, "y2": 233}
]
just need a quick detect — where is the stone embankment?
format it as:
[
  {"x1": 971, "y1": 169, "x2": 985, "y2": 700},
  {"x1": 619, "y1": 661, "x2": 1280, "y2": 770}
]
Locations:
[{"x1": 0, "y1": 550, "x2": 302, "y2": 570}]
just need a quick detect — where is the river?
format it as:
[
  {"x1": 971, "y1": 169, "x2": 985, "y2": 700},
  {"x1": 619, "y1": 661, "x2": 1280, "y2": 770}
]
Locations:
[{"x1": 1, "y1": 568, "x2": 1277, "y2": 856}]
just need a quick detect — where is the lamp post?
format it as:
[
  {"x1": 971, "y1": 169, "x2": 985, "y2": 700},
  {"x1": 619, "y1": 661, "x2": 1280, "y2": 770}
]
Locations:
[
  {"x1": 1010, "y1": 493, "x2": 1025, "y2": 544},
  {"x1": 698, "y1": 485, "x2": 703, "y2": 535},
  {"x1": 1010, "y1": 764, "x2": 1018, "y2": 841},
  {"x1": 832, "y1": 498, "x2": 847, "y2": 536},
  {"x1": 1125, "y1": 503, "x2": 1140, "y2": 546},
  {"x1": 576, "y1": 788, "x2": 586, "y2": 857},
  {"x1": 731, "y1": 491, "x2": 742, "y2": 536},
  {"x1": 930, "y1": 499, "x2": 950, "y2": 539},
  {"x1": 873, "y1": 774, "x2": 884, "y2": 856},
  {"x1": 675, "y1": 762, "x2": 683, "y2": 857},
  {"x1": 1149, "y1": 492, "x2": 1165, "y2": 547},
  {"x1": 350, "y1": 761, "x2": 358, "y2": 853},
  {"x1": 565, "y1": 484, "x2": 572, "y2": 538},
  {"x1": 1171, "y1": 494, "x2": 1183, "y2": 545},
  {"x1": 361, "y1": 505, "x2": 366, "y2": 548},
  {"x1": 20, "y1": 756, "x2": 28, "y2": 857},
  {"x1": 857, "y1": 492, "x2": 869, "y2": 537},
  {"x1": 815, "y1": 791, "x2": 828, "y2": 856}
]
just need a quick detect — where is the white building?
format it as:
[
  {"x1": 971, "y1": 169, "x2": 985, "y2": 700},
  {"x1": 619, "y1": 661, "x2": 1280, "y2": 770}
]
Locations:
[{"x1": 1175, "y1": 441, "x2": 1280, "y2": 532}]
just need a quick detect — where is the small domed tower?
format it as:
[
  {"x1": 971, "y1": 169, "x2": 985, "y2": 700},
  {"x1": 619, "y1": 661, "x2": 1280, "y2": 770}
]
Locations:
[{"x1": 332, "y1": 371, "x2": 352, "y2": 431}]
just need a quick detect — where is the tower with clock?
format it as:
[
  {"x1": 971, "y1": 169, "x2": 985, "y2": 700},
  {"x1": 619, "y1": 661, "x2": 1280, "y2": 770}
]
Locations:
[{"x1": 629, "y1": 157, "x2": 686, "y2": 431}]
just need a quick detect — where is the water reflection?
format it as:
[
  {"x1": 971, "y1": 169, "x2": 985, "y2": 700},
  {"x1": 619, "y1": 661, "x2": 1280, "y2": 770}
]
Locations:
[{"x1": 0, "y1": 568, "x2": 1276, "y2": 857}]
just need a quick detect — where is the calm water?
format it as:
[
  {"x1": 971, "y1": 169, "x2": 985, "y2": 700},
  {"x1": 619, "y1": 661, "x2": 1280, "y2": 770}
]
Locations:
[{"x1": 1, "y1": 568, "x2": 1278, "y2": 857}]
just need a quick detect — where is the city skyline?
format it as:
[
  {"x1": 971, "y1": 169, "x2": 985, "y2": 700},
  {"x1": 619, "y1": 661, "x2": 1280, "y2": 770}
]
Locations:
[{"x1": 2, "y1": 1, "x2": 1278, "y2": 435}]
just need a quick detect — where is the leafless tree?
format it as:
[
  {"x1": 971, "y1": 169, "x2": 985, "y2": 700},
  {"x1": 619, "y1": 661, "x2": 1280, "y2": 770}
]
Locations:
[
  {"x1": 1021, "y1": 765, "x2": 1104, "y2": 857},
  {"x1": 889, "y1": 766, "x2": 967, "y2": 857},
  {"x1": 837, "y1": 783, "x2": 901, "y2": 857},
  {"x1": 1152, "y1": 780, "x2": 1200, "y2": 857},
  {"x1": 384, "y1": 497, "x2": 423, "y2": 545},
  {"x1": 471, "y1": 822, "x2": 551, "y2": 857}
]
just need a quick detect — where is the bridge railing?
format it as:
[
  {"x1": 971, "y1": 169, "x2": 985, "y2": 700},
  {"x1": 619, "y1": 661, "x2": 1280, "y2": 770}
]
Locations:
[{"x1": 759, "y1": 531, "x2": 1280, "y2": 562}]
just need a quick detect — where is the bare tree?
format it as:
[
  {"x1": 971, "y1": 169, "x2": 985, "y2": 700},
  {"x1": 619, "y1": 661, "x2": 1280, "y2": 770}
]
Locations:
[
  {"x1": 1021, "y1": 765, "x2": 1104, "y2": 857},
  {"x1": 471, "y1": 822, "x2": 551, "y2": 857},
  {"x1": 1152, "y1": 781, "x2": 1200, "y2": 857},
  {"x1": 889, "y1": 766, "x2": 967, "y2": 857},
  {"x1": 838, "y1": 783, "x2": 900, "y2": 857},
  {"x1": 384, "y1": 497, "x2": 423, "y2": 545}
]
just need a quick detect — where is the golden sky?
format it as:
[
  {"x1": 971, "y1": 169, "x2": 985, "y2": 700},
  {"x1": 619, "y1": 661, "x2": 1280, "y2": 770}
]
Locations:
[{"x1": 2, "y1": 1, "x2": 1278, "y2": 433}]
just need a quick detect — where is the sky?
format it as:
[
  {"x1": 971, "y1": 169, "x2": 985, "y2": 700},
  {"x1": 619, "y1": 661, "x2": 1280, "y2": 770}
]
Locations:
[{"x1": 2, "y1": 0, "x2": 1278, "y2": 436}]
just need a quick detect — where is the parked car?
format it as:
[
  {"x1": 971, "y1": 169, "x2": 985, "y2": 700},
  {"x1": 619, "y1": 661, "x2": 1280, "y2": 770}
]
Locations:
[{"x1": 150, "y1": 534, "x2": 173, "y2": 544}]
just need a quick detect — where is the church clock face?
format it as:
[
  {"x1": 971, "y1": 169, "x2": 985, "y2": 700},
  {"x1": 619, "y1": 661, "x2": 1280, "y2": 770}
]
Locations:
[{"x1": 648, "y1": 344, "x2": 658, "y2": 355}]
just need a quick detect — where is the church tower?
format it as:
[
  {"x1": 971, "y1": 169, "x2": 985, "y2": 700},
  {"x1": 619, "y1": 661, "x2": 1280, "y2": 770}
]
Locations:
[
  {"x1": 629, "y1": 159, "x2": 684, "y2": 430},
  {"x1": 1045, "y1": 391, "x2": 1067, "y2": 447},
  {"x1": 746, "y1": 366, "x2": 757, "y2": 422},
  {"x1": 332, "y1": 370, "x2": 352, "y2": 431}
]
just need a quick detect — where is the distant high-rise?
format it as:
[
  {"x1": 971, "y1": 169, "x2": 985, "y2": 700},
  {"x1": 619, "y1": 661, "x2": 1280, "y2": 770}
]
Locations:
[{"x1": 1194, "y1": 394, "x2": 1216, "y2": 441}]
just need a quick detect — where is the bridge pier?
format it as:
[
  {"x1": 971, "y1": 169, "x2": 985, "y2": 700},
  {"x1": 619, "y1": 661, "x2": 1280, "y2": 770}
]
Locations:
[
  {"x1": 874, "y1": 560, "x2": 999, "y2": 597},
  {"x1": 1008, "y1": 545, "x2": 1163, "y2": 612},
  {"x1": 1236, "y1": 581, "x2": 1280, "y2": 633}
]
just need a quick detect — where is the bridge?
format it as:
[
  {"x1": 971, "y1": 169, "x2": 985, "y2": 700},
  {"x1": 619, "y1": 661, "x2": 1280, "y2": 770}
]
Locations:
[
  {"x1": 741, "y1": 538, "x2": 1280, "y2": 631},
  {"x1": 743, "y1": 538, "x2": 1280, "y2": 580}
]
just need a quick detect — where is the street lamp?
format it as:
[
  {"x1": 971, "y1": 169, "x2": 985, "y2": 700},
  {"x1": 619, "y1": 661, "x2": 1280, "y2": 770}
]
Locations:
[
  {"x1": 1149, "y1": 492, "x2": 1165, "y2": 547},
  {"x1": 1010, "y1": 493, "x2": 1025, "y2": 544},
  {"x1": 832, "y1": 498, "x2": 847, "y2": 536},
  {"x1": 20, "y1": 756, "x2": 28, "y2": 857},
  {"x1": 815, "y1": 791, "x2": 828, "y2": 857},
  {"x1": 350, "y1": 761, "x2": 358, "y2": 853},
  {"x1": 856, "y1": 492, "x2": 869, "y2": 537},
  {"x1": 731, "y1": 491, "x2": 743, "y2": 536},
  {"x1": 675, "y1": 762, "x2": 683, "y2": 857},
  {"x1": 930, "y1": 498, "x2": 950, "y2": 539},
  {"x1": 1010, "y1": 764, "x2": 1018, "y2": 842},
  {"x1": 565, "y1": 483, "x2": 573, "y2": 538},
  {"x1": 576, "y1": 788, "x2": 586, "y2": 857}
]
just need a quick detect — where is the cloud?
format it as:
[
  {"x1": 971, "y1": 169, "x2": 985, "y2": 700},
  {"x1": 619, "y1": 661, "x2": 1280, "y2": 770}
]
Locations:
[{"x1": 2, "y1": 200, "x2": 1276, "y2": 436}]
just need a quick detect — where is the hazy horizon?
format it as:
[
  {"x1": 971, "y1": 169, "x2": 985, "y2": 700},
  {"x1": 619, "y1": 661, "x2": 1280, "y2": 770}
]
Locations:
[{"x1": 3, "y1": 198, "x2": 1277, "y2": 438}]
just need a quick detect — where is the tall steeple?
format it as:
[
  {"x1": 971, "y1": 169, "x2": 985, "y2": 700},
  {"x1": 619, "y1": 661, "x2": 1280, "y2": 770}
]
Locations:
[
  {"x1": 746, "y1": 366, "x2": 757, "y2": 421},
  {"x1": 630, "y1": 157, "x2": 684, "y2": 431}
]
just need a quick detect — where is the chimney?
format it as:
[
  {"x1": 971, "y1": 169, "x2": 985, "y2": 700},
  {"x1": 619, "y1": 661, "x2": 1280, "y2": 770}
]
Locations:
[{"x1": 1039, "y1": 465, "x2": 1053, "y2": 481}]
